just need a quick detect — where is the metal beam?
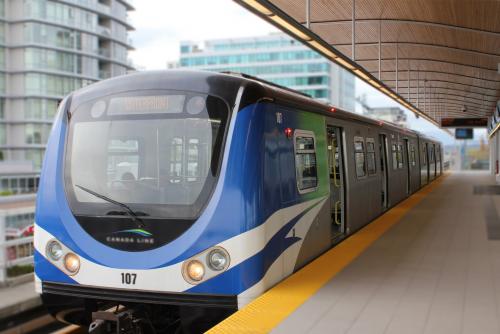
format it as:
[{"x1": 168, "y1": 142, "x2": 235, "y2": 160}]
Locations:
[
  {"x1": 378, "y1": 20, "x2": 381, "y2": 80},
  {"x1": 407, "y1": 60, "x2": 410, "y2": 100},
  {"x1": 396, "y1": 43, "x2": 399, "y2": 93},
  {"x1": 306, "y1": 0, "x2": 310, "y2": 29},
  {"x1": 352, "y1": 0, "x2": 356, "y2": 60},
  {"x1": 417, "y1": 67, "x2": 420, "y2": 108}
]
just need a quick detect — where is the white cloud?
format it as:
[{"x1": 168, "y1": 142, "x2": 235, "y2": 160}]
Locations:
[{"x1": 128, "y1": 0, "x2": 277, "y2": 70}]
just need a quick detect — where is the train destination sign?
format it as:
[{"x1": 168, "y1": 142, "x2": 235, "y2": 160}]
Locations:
[{"x1": 441, "y1": 118, "x2": 488, "y2": 128}]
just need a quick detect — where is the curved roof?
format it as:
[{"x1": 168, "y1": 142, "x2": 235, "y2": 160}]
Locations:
[{"x1": 235, "y1": 0, "x2": 500, "y2": 126}]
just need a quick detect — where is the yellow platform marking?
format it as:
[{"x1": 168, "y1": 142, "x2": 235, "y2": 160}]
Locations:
[{"x1": 207, "y1": 174, "x2": 448, "y2": 334}]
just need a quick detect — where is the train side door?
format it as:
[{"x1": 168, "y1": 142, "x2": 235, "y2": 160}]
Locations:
[
  {"x1": 327, "y1": 126, "x2": 345, "y2": 242},
  {"x1": 379, "y1": 134, "x2": 389, "y2": 210},
  {"x1": 404, "y1": 139, "x2": 411, "y2": 195}
]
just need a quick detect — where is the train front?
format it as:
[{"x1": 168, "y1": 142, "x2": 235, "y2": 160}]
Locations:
[{"x1": 33, "y1": 71, "x2": 247, "y2": 332}]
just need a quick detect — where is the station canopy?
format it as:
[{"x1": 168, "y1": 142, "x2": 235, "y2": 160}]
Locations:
[{"x1": 236, "y1": 0, "x2": 500, "y2": 128}]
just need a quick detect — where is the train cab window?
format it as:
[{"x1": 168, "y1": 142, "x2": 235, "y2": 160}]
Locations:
[
  {"x1": 65, "y1": 91, "x2": 230, "y2": 221},
  {"x1": 354, "y1": 138, "x2": 366, "y2": 178},
  {"x1": 294, "y1": 131, "x2": 318, "y2": 193},
  {"x1": 366, "y1": 139, "x2": 376, "y2": 175},
  {"x1": 397, "y1": 144, "x2": 404, "y2": 169},
  {"x1": 391, "y1": 144, "x2": 398, "y2": 170},
  {"x1": 410, "y1": 145, "x2": 416, "y2": 167}
]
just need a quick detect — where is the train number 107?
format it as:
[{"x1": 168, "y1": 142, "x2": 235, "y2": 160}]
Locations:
[{"x1": 121, "y1": 273, "x2": 137, "y2": 285}]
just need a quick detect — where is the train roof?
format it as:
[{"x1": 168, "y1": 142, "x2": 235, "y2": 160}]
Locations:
[{"x1": 69, "y1": 70, "x2": 439, "y2": 143}]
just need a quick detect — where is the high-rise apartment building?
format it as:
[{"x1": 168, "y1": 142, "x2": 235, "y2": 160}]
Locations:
[
  {"x1": 0, "y1": 0, "x2": 134, "y2": 190},
  {"x1": 363, "y1": 107, "x2": 408, "y2": 128},
  {"x1": 178, "y1": 34, "x2": 355, "y2": 110}
]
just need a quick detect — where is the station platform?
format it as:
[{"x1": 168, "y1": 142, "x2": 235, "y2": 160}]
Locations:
[{"x1": 209, "y1": 171, "x2": 500, "y2": 334}]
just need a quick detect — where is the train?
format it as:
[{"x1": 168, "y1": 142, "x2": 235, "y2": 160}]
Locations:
[{"x1": 34, "y1": 70, "x2": 442, "y2": 333}]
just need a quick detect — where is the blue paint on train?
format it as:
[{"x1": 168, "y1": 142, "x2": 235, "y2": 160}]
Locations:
[
  {"x1": 188, "y1": 200, "x2": 321, "y2": 294},
  {"x1": 35, "y1": 99, "x2": 310, "y2": 295},
  {"x1": 34, "y1": 251, "x2": 77, "y2": 285}
]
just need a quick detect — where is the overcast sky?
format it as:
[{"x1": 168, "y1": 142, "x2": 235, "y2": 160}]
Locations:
[
  {"x1": 127, "y1": 0, "x2": 469, "y2": 145},
  {"x1": 128, "y1": 0, "x2": 277, "y2": 70}
]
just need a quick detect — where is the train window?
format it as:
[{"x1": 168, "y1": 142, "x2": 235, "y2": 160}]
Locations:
[
  {"x1": 422, "y1": 145, "x2": 427, "y2": 166},
  {"x1": 169, "y1": 137, "x2": 183, "y2": 178},
  {"x1": 366, "y1": 140, "x2": 376, "y2": 175},
  {"x1": 66, "y1": 91, "x2": 230, "y2": 221},
  {"x1": 354, "y1": 138, "x2": 366, "y2": 178},
  {"x1": 397, "y1": 144, "x2": 404, "y2": 169},
  {"x1": 187, "y1": 138, "x2": 200, "y2": 181},
  {"x1": 107, "y1": 139, "x2": 140, "y2": 182},
  {"x1": 294, "y1": 131, "x2": 318, "y2": 193},
  {"x1": 410, "y1": 145, "x2": 416, "y2": 167},
  {"x1": 392, "y1": 144, "x2": 398, "y2": 170}
]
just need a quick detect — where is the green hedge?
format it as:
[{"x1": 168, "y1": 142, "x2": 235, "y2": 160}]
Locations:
[{"x1": 7, "y1": 264, "x2": 34, "y2": 277}]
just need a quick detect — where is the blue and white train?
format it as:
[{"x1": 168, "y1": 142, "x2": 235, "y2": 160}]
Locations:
[{"x1": 34, "y1": 70, "x2": 442, "y2": 333}]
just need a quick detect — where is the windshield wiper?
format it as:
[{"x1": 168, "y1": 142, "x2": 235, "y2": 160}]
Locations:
[{"x1": 75, "y1": 184, "x2": 145, "y2": 228}]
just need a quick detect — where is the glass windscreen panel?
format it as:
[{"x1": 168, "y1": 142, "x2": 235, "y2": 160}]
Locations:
[{"x1": 65, "y1": 91, "x2": 229, "y2": 219}]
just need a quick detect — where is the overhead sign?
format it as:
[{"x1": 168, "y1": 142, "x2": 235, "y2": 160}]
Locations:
[
  {"x1": 455, "y1": 128, "x2": 473, "y2": 140},
  {"x1": 441, "y1": 118, "x2": 488, "y2": 128}
]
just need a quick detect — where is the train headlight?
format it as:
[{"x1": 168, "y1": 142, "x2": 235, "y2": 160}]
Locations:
[
  {"x1": 184, "y1": 260, "x2": 205, "y2": 283},
  {"x1": 46, "y1": 240, "x2": 63, "y2": 261},
  {"x1": 64, "y1": 253, "x2": 80, "y2": 275},
  {"x1": 207, "y1": 248, "x2": 229, "y2": 271}
]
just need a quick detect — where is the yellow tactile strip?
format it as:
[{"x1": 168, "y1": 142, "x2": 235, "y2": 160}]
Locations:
[{"x1": 207, "y1": 175, "x2": 447, "y2": 334}]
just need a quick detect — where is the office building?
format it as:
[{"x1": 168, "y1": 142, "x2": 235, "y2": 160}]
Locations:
[{"x1": 178, "y1": 34, "x2": 355, "y2": 110}]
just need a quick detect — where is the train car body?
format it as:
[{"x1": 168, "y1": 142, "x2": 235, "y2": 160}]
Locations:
[{"x1": 34, "y1": 71, "x2": 442, "y2": 333}]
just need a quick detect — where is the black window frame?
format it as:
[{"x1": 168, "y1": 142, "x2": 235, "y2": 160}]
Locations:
[
  {"x1": 366, "y1": 138, "x2": 377, "y2": 176},
  {"x1": 354, "y1": 136, "x2": 367, "y2": 179},
  {"x1": 294, "y1": 129, "x2": 318, "y2": 194}
]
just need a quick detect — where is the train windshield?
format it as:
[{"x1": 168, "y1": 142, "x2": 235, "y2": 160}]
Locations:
[{"x1": 65, "y1": 91, "x2": 229, "y2": 220}]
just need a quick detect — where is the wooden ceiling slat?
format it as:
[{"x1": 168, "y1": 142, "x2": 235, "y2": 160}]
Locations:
[{"x1": 265, "y1": 0, "x2": 500, "y2": 121}]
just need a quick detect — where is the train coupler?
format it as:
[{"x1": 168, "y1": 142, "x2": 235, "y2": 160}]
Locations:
[{"x1": 89, "y1": 309, "x2": 149, "y2": 334}]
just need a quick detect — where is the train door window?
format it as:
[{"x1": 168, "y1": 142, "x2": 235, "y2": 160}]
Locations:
[
  {"x1": 294, "y1": 130, "x2": 318, "y2": 193},
  {"x1": 354, "y1": 137, "x2": 366, "y2": 178},
  {"x1": 410, "y1": 145, "x2": 416, "y2": 167},
  {"x1": 187, "y1": 138, "x2": 200, "y2": 182},
  {"x1": 397, "y1": 144, "x2": 404, "y2": 169},
  {"x1": 422, "y1": 145, "x2": 427, "y2": 166},
  {"x1": 392, "y1": 144, "x2": 398, "y2": 170},
  {"x1": 169, "y1": 137, "x2": 183, "y2": 179},
  {"x1": 366, "y1": 139, "x2": 376, "y2": 175},
  {"x1": 107, "y1": 138, "x2": 140, "y2": 183}
]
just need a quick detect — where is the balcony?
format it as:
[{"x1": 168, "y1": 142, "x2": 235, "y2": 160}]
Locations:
[
  {"x1": 99, "y1": 69, "x2": 112, "y2": 79},
  {"x1": 98, "y1": 48, "x2": 111, "y2": 58},
  {"x1": 97, "y1": 25, "x2": 111, "y2": 37},
  {"x1": 96, "y1": 3, "x2": 111, "y2": 15}
]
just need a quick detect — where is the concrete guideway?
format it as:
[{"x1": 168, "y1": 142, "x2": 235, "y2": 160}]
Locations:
[
  {"x1": 210, "y1": 171, "x2": 500, "y2": 333},
  {"x1": 0, "y1": 281, "x2": 40, "y2": 320}
]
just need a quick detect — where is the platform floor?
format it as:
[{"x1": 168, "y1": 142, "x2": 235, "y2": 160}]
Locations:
[{"x1": 272, "y1": 171, "x2": 500, "y2": 334}]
